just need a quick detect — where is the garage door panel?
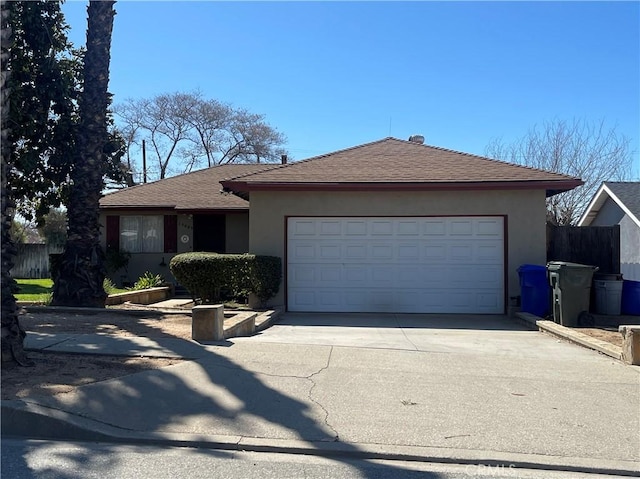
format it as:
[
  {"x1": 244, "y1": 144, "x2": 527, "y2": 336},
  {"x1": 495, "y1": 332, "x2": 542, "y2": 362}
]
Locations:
[
  {"x1": 398, "y1": 266, "x2": 422, "y2": 283},
  {"x1": 288, "y1": 217, "x2": 504, "y2": 313},
  {"x1": 319, "y1": 221, "x2": 342, "y2": 235},
  {"x1": 290, "y1": 265, "x2": 316, "y2": 283},
  {"x1": 371, "y1": 266, "x2": 395, "y2": 284},
  {"x1": 424, "y1": 220, "x2": 447, "y2": 236},
  {"x1": 345, "y1": 244, "x2": 367, "y2": 259},
  {"x1": 477, "y1": 219, "x2": 503, "y2": 236},
  {"x1": 450, "y1": 220, "x2": 474, "y2": 236},
  {"x1": 292, "y1": 220, "x2": 317, "y2": 236},
  {"x1": 397, "y1": 221, "x2": 420, "y2": 235},
  {"x1": 424, "y1": 244, "x2": 447, "y2": 261},
  {"x1": 291, "y1": 243, "x2": 316, "y2": 261},
  {"x1": 319, "y1": 266, "x2": 341, "y2": 282},
  {"x1": 476, "y1": 244, "x2": 503, "y2": 261},
  {"x1": 371, "y1": 221, "x2": 394, "y2": 235},
  {"x1": 450, "y1": 244, "x2": 474, "y2": 261},
  {"x1": 345, "y1": 221, "x2": 367, "y2": 235},
  {"x1": 345, "y1": 265, "x2": 367, "y2": 282}
]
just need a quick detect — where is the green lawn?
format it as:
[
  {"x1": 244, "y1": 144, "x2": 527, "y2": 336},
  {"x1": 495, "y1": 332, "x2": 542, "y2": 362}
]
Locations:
[
  {"x1": 15, "y1": 278, "x2": 53, "y2": 302},
  {"x1": 15, "y1": 278, "x2": 127, "y2": 302}
]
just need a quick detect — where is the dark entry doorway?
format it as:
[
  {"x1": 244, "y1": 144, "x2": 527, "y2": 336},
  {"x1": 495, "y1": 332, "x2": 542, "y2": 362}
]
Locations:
[{"x1": 193, "y1": 214, "x2": 226, "y2": 252}]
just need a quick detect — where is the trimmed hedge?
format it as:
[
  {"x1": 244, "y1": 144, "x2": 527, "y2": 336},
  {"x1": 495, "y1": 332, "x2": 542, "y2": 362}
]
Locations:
[{"x1": 169, "y1": 253, "x2": 281, "y2": 305}]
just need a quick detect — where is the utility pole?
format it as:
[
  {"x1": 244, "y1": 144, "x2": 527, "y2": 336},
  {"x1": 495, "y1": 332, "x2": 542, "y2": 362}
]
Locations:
[{"x1": 142, "y1": 139, "x2": 147, "y2": 183}]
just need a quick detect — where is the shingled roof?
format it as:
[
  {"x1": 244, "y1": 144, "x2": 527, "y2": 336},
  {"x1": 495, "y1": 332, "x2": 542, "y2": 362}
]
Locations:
[
  {"x1": 221, "y1": 137, "x2": 582, "y2": 196},
  {"x1": 579, "y1": 181, "x2": 640, "y2": 227},
  {"x1": 100, "y1": 164, "x2": 276, "y2": 211}
]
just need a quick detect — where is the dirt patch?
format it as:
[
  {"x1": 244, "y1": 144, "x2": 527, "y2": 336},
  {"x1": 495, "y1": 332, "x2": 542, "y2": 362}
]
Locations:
[
  {"x1": 18, "y1": 307, "x2": 194, "y2": 340},
  {"x1": 575, "y1": 327, "x2": 623, "y2": 347},
  {"x1": 1, "y1": 308, "x2": 193, "y2": 401},
  {"x1": 1, "y1": 351, "x2": 182, "y2": 400}
]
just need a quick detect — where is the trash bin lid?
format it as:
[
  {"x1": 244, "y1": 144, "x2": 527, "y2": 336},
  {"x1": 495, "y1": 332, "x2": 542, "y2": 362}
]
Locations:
[
  {"x1": 518, "y1": 264, "x2": 547, "y2": 273},
  {"x1": 546, "y1": 261, "x2": 599, "y2": 271}
]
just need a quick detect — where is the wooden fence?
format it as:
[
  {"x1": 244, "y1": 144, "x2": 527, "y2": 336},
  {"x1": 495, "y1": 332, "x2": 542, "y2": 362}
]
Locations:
[
  {"x1": 11, "y1": 243, "x2": 64, "y2": 279},
  {"x1": 547, "y1": 225, "x2": 620, "y2": 274}
]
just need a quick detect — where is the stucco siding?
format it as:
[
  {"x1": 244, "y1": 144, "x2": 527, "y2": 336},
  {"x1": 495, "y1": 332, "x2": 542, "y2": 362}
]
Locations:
[
  {"x1": 177, "y1": 215, "x2": 193, "y2": 253},
  {"x1": 248, "y1": 189, "x2": 548, "y2": 309},
  {"x1": 590, "y1": 197, "x2": 625, "y2": 226},
  {"x1": 620, "y1": 214, "x2": 640, "y2": 281}
]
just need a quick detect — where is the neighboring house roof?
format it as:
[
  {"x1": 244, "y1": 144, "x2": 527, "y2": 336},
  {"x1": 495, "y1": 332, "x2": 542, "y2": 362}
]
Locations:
[
  {"x1": 221, "y1": 137, "x2": 582, "y2": 196},
  {"x1": 100, "y1": 164, "x2": 277, "y2": 211},
  {"x1": 578, "y1": 181, "x2": 640, "y2": 228}
]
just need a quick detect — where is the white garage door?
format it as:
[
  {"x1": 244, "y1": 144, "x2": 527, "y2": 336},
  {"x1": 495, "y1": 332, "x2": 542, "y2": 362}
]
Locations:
[{"x1": 287, "y1": 217, "x2": 504, "y2": 313}]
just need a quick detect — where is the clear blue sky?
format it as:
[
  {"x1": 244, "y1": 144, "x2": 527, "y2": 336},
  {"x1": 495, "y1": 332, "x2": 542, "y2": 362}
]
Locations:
[{"x1": 62, "y1": 1, "x2": 640, "y2": 176}]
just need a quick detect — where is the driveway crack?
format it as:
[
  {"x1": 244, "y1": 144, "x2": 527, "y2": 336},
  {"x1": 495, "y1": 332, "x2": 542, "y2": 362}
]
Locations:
[
  {"x1": 394, "y1": 314, "x2": 419, "y2": 351},
  {"x1": 306, "y1": 346, "x2": 339, "y2": 441}
]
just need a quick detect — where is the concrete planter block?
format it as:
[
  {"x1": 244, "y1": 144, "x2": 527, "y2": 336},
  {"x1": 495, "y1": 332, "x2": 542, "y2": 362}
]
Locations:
[
  {"x1": 192, "y1": 305, "x2": 224, "y2": 341},
  {"x1": 105, "y1": 286, "x2": 171, "y2": 306},
  {"x1": 619, "y1": 325, "x2": 640, "y2": 365},
  {"x1": 224, "y1": 312, "x2": 257, "y2": 339}
]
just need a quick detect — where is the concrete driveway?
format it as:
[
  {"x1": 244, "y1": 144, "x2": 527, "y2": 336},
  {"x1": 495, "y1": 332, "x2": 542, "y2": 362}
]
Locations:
[{"x1": 247, "y1": 312, "x2": 603, "y2": 360}]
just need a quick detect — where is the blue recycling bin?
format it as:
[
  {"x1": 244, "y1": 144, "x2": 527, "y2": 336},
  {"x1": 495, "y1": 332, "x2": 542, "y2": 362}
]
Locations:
[{"x1": 517, "y1": 264, "x2": 550, "y2": 317}]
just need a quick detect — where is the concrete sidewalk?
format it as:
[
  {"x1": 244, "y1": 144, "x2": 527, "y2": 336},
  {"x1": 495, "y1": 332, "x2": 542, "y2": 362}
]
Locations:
[{"x1": 3, "y1": 316, "x2": 640, "y2": 476}]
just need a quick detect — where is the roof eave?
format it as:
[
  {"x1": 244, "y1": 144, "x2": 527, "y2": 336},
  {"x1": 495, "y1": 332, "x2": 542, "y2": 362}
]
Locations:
[
  {"x1": 221, "y1": 179, "x2": 583, "y2": 195},
  {"x1": 578, "y1": 182, "x2": 640, "y2": 228},
  {"x1": 99, "y1": 205, "x2": 176, "y2": 211}
]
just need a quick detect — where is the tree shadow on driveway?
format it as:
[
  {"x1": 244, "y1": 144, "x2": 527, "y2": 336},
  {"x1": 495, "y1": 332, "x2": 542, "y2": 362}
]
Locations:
[{"x1": 10, "y1": 315, "x2": 448, "y2": 478}]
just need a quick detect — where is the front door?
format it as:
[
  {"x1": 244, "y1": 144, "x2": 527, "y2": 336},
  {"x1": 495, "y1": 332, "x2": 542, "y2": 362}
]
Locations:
[{"x1": 193, "y1": 214, "x2": 226, "y2": 252}]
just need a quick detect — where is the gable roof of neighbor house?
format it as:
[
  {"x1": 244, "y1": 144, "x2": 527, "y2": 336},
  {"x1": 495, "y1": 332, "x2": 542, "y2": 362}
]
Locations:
[
  {"x1": 100, "y1": 164, "x2": 276, "y2": 211},
  {"x1": 578, "y1": 181, "x2": 640, "y2": 228},
  {"x1": 221, "y1": 137, "x2": 582, "y2": 196}
]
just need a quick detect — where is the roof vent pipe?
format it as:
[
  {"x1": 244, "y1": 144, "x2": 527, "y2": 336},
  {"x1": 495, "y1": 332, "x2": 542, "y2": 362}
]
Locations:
[
  {"x1": 408, "y1": 135, "x2": 425, "y2": 144},
  {"x1": 281, "y1": 154, "x2": 288, "y2": 164}
]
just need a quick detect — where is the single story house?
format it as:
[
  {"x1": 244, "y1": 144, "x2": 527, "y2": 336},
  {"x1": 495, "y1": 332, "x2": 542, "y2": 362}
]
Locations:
[
  {"x1": 99, "y1": 164, "x2": 276, "y2": 286},
  {"x1": 220, "y1": 137, "x2": 581, "y2": 313},
  {"x1": 578, "y1": 181, "x2": 640, "y2": 281},
  {"x1": 100, "y1": 136, "x2": 581, "y2": 314}
]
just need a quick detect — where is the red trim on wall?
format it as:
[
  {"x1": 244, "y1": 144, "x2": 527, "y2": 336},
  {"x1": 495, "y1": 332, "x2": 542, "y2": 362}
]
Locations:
[
  {"x1": 106, "y1": 216, "x2": 120, "y2": 251},
  {"x1": 164, "y1": 215, "x2": 178, "y2": 253}
]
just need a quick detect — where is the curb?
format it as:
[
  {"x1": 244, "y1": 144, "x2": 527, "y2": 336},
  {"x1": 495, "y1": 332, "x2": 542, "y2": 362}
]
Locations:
[
  {"x1": 2, "y1": 400, "x2": 638, "y2": 476},
  {"x1": 516, "y1": 312, "x2": 623, "y2": 361}
]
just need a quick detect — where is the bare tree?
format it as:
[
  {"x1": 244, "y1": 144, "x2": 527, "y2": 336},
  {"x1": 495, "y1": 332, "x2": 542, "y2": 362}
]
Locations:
[
  {"x1": 181, "y1": 95, "x2": 233, "y2": 168},
  {"x1": 114, "y1": 91, "x2": 287, "y2": 182},
  {"x1": 115, "y1": 94, "x2": 191, "y2": 180},
  {"x1": 486, "y1": 119, "x2": 634, "y2": 225}
]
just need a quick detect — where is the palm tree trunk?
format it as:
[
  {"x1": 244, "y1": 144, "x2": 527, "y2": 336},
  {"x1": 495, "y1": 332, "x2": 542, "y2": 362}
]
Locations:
[
  {"x1": 52, "y1": 1, "x2": 116, "y2": 307},
  {"x1": 1, "y1": 0, "x2": 32, "y2": 366}
]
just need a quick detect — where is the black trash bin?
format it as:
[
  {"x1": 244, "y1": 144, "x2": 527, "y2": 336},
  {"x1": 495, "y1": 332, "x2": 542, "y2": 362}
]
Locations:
[{"x1": 547, "y1": 262, "x2": 598, "y2": 327}]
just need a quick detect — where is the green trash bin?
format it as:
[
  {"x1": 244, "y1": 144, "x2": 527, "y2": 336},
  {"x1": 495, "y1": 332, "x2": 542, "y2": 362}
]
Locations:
[{"x1": 547, "y1": 262, "x2": 599, "y2": 327}]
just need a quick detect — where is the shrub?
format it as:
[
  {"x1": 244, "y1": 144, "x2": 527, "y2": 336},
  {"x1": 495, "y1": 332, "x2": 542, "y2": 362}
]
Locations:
[
  {"x1": 132, "y1": 271, "x2": 164, "y2": 291},
  {"x1": 170, "y1": 253, "x2": 281, "y2": 305},
  {"x1": 105, "y1": 247, "x2": 131, "y2": 274},
  {"x1": 103, "y1": 277, "x2": 118, "y2": 295},
  {"x1": 251, "y1": 255, "x2": 282, "y2": 304}
]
